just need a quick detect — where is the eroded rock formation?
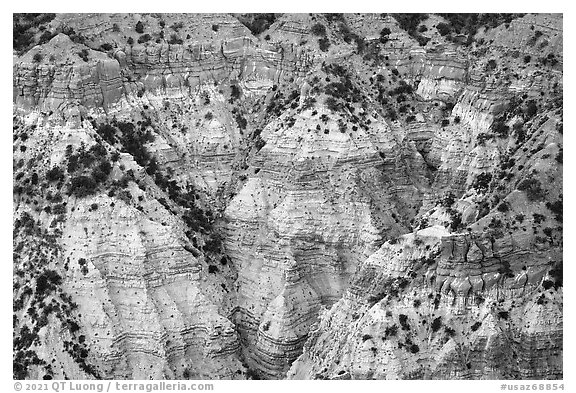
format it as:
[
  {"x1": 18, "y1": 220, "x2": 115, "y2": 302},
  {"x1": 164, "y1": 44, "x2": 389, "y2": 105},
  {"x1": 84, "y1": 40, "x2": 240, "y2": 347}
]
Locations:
[{"x1": 13, "y1": 13, "x2": 562, "y2": 380}]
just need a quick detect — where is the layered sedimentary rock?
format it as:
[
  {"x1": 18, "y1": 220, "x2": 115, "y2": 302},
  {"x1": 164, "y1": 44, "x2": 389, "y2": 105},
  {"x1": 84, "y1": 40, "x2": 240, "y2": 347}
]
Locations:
[
  {"x1": 14, "y1": 13, "x2": 562, "y2": 380},
  {"x1": 59, "y1": 195, "x2": 243, "y2": 379},
  {"x1": 14, "y1": 33, "x2": 315, "y2": 113},
  {"x1": 288, "y1": 226, "x2": 562, "y2": 379},
  {"x1": 13, "y1": 116, "x2": 245, "y2": 379},
  {"x1": 13, "y1": 34, "x2": 123, "y2": 112},
  {"x1": 285, "y1": 14, "x2": 563, "y2": 377},
  {"x1": 123, "y1": 38, "x2": 314, "y2": 96},
  {"x1": 224, "y1": 103, "x2": 432, "y2": 377}
]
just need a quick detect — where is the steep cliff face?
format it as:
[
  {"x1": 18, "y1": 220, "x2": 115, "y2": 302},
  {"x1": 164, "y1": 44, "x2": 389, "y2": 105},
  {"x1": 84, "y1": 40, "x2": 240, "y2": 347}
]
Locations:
[
  {"x1": 224, "y1": 89, "x2": 433, "y2": 377},
  {"x1": 287, "y1": 224, "x2": 562, "y2": 379},
  {"x1": 14, "y1": 13, "x2": 562, "y2": 380},
  {"x1": 285, "y1": 13, "x2": 563, "y2": 379},
  {"x1": 13, "y1": 114, "x2": 245, "y2": 379}
]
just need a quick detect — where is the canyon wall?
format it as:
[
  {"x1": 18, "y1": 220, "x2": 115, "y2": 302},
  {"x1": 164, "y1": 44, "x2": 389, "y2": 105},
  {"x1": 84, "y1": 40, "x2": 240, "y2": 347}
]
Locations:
[{"x1": 13, "y1": 13, "x2": 562, "y2": 380}]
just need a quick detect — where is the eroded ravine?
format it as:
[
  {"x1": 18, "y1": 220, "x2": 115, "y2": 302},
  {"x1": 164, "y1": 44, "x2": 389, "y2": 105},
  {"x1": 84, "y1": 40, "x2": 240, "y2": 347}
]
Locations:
[{"x1": 13, "y1": 13, "x2": 562, "y2": 380}]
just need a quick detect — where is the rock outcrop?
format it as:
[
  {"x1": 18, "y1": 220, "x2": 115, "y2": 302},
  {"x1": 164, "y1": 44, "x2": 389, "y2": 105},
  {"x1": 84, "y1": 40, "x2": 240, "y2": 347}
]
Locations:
[
  {"x1": 287, "y1": 225, "x2": 562, "y2": 379},
  {"x1": 13, "y1": 13, "x2": 562, "y2": 380}
]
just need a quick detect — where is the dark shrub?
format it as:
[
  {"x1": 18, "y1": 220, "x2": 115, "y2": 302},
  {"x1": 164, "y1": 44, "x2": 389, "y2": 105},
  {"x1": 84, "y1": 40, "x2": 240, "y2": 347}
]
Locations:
[
  {"x1": 39, "y1": 30, "x2": 55, "y2": 45},
  {"x1": 390, "y1": 81, "x2": 413, "y2": 95},
  {"x1": 546, "y1": 200, "x2": 563, "y2": 222},
  {"x1": 171, "y1": 22, "x2": 184, "y2": 31},
  {"x1": 472, "y1": 172, "x2": 492, "y2": 192},
  {"x1": 138, "y1": 34, "x2": 152, "y2": 44},
  {"x1": 476, "y1": 133, "x2": 491, "y2": 146},
  {"x1": 52, "y1": 203, "x2": 66, "y2": 215},
  {"x1": 77, "y1": 49, "x2": 89, "y2": 62},
  {"x1": 441, "y1": 192, "x2": 455, "y2": 207},
  {"x1": 238, "y1": 13, "x2": 277, "y2": 35},
  {"x1": 36, "y1": 270, "x2": 62, "y2": 296},
  {"x1": 380, "y1": 27, "x2": 391, "y2": 36},
  {"x1": 96, "y1": 123, "x2": 117, "y2": 144},
  {"x1": 524, "y1": 100, "x2": 538, "y2": 119},
  {"x1": 497, "y1": 201, "x2": 510, "y2": 212},
  {"x1": 555, "y1": 148, "x2": 562, "y2": 163},
  {"x1": 91, "y1": 161, "x2": 112, "y2": 184},
  {"x1": 230, "y1": 85, "x2": 241, "y2": 100},
  {"x1": 311, "y1": 23, "x2": 327, "y2": 36},
  {"x1": 492, "y1": 118, "x2": 509, "y2": 137},
  {"x1": 203, "y1": 235, "x2": 222, "y2": 253},
  {"x1": 549, "y1": 261, "x2": 563, "y2": 288},
  {"x1": 542, "y1": 279, "x2": 554, "y2": 290},
  {"x1": 415, "y1": 34, "x2": 430, "y2": 46},
  {"x1": 234, "y1": 113, "x2": 247, "y2": 130},
  {"x1": 135, "y1": 21, "x2": 144, "y2": 34},
  {"x1": 325, "y1": 96, "x2": 341, "y2": 112},
  {"x1": 517, "y1": 176, "x2": 545, "y2": 201},
  {"x1": 497, "y1": 311, "x2": 509, "y2": 320},
  {"x1": 450, "y1": 211, "x2": 462, "y2": 231},
  {"x1": 399, "y1": 314, "x2": 410, "y2": 330},
  {"x1": 68, "y1": 176, "x2": 98, "y2": 198},
  {"x1": 46, "y1": 166, "x2": 64, "y2": 182},
  {"x1": 486, "y1": 59, "x2": 497, "y2": 71},
  {"x1": 393, "y1": 14, "x2": 429, "y2": 35},
  {"x1": 533, "y1": 213, "x2": 545, "y2": 224},
  {"x1": 318, "y1": 37, "x2": 330, "y2": 52},
  {"x1": 436, "y1": 22, "x2": 451, "y2": 36},
  {"x1": 384, "y1": 324, "x2": 398, "y2": 339},
  {"x1": 168, "y1": 34, "x2": 182, "y2": 44},
  {"x1": 431, "y1": 316, "x2": 442, "y2": 332}
]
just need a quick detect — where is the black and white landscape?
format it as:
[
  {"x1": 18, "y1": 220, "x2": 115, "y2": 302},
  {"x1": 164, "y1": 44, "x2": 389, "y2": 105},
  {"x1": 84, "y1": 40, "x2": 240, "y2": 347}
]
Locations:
[{"x1": 13, "y1": 13, "x2": 563, "y2": 380}]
